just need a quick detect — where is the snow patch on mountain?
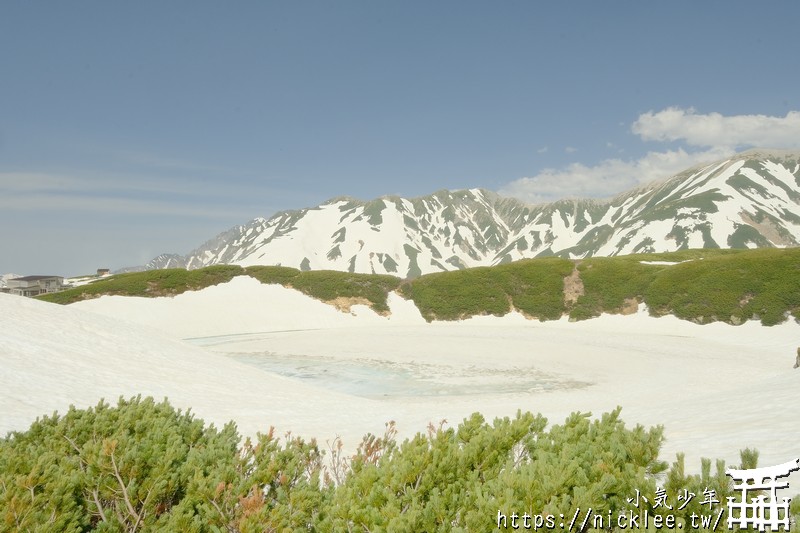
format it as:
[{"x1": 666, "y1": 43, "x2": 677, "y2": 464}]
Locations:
[
  {"x1": 0, "y1": 274, "x2": 21, "y2": 289},
  {"x1": 136, "y1": 150, "x2": 800, "y2": 278}
]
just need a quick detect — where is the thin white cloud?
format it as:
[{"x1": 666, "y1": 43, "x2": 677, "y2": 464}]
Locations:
[
  {"x1": 564, "y1": 146, "x2": 578, "y2": 153},
  {"x1": 632, "y1": 107, "x2": 800, "y2": 148},
  {"x1": 111, "y1": 148, "x2": 245, "y2": 175},
  {"x1": 0, "y1": 169, "x2": 281, "y2": 210},
  {"x1": 0, "y1": 172, "x2": 87, "y2": 192},
  {"x1": 498, "y1": 147, "x2": 733, "y2": 204},
  {"x1": 0, "y1": 191, "x2": 245, "y2": 218},
  {"x1": 536, "y1": 146, "x2": 549, "y2": 154},
  {"x1": 0, "y1": 171, "x2": 277, "y2": 219},
  {"x1": 0, "y1": 171, "x2": 242, "y2": 198}
]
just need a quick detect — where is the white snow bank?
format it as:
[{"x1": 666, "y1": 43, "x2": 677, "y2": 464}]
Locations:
[
  {"x1": 6, "y1": 279, "x2": 800, "y2": 474},
  {"x1": 72, "y1": 276, "x2": 425, "y2": 339},
  {"x1": 213, "y1": 317, "x2": 800, "y2": 468},
  {"x1": 639, "y1": 260, "x2": 694, "y2": 266},
  {"x1": 0, "y1": 293, "x2": 388, "y2": 446},
  {"x1": 192, "y1": 293, "x2": 800, "y2": 471}
]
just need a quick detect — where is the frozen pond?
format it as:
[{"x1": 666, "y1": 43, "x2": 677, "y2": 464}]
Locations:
[
  {"x1": 227, "y1": 352, "x2": 590, "y2": 399},
  {"x1": 58, "y1": 278, "x2": 800, "y2": 474},
  {"x1": 187, "y1": 331, "x2": 591, "y2": 399}
]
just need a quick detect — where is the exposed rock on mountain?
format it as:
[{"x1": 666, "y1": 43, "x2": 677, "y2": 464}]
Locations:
[{"x1": 138, "y1": 150, "x2": 800, "y2": 278}]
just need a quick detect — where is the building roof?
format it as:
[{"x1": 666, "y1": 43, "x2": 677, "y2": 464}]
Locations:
[{"x1": 10, "y1": 275, "x2": 64, "y2": 282}]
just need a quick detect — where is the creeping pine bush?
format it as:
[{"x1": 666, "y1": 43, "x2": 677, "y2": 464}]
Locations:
[
  {"x1": 0, "y1": 396, "x2": 330, "y2": 532},
  {"x1": 289, "y1": 270, "x2": 402, "y2": 313},
  {"x1": 245, "y1": 266, "x2": 402, "y2": 313},
  {"x1": 644, "y1": 248, "x2": 800, "y2": 325},
  {"x1": 38, "y1": 266, "x2": 245, "y2": 305},
  {"x1": 569, "y1": 257, "x2": 659, "y2": 320},
  {"x1": 401, "y1": 257, "x2": 573, "y2": 321},
  {"x1": 2, "y1": 397, "x2": 774, "y2": 532},
  {"x1": 41, "y1": 264, "x2": 403, "y2": 315},
  {"x1": 569, "y1": 248, "x2": 800, "y2": 325},
  {"x1": 39, "y1": 248, "x2": 800, "y2": 326}
]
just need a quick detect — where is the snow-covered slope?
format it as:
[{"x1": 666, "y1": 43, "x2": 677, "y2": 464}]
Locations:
[
  {"x1": 72, "y1": 275, "x2": 425, "y2": 338},
  {"x1": 0, "y1": 292, "x2": 387, "y2": 443},
  {"x1": 134, "y1": 150, "x2": 800, "y2": 278},
  {"x1": 63, "y1": 280, "x2": 800, "y2": 470}
]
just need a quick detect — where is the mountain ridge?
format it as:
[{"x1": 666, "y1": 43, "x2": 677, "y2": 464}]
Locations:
[{"x1": 124, "y1": 149, "x2": 800, "y2": 278}]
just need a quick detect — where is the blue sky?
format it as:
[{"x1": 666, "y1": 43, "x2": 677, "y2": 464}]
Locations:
[{"x1": 2, "y1": 1, "x2": 800, "y2": 276}]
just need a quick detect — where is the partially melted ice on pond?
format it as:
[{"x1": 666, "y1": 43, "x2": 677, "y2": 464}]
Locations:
[
  {"x1": 186, "y1": 333, "x2": 589, "y2": 399},
  {"x1": 223, "y1": 352, "x2": 588, "y2": 399}
]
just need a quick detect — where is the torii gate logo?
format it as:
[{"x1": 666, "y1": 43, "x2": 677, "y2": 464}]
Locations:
[{"x1": 726, "y1": 458, "x2": 800, "y2": 531}]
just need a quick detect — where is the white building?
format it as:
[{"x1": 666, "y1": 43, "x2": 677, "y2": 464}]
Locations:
[{"x1": 7, "y1": 276, "x2": 65, "y2": 297}]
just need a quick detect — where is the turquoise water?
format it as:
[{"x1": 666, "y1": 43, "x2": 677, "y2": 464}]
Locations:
[
  {"x1": 226, "y1": 352, "x2": 588, "y2": 399},
  {"x1": 187, "y1": 333, "x2": 590, "y2": 399},
  {"x1": 231, "y1": 353, "x2": 429, "y2": 398}
]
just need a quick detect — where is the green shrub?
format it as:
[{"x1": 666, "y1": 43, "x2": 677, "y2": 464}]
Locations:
[
  {"x1": 247, "y1": 266, "x2": 403, "y2": 313},
  {"x1": 0, "y1": 396, "x2": 330, "y2": 531},
  {"x1": 3, "y1": 398, "x2": 744, "y2": 531},
  {"x1": 569, "y1": 257, "x2": 657, "y2": 319},
  {"x1": 37, "y1": 248, "x2": 800, "y2": 326},
  {"x1": 644, "y1": 248, "x2": 800, "y2": 325},
  {"x1": 243, "y1": 265, "x2": 301, "y2": 285},
  {"x1": 402, "y1": 257, "x2": 573, "y2": 321},
  {"x1": 38, "y1": 266, "x2": 244, "y2": 305},
  {"x1": 288, "y1": 270, "x2": 402, "y2": 313}
]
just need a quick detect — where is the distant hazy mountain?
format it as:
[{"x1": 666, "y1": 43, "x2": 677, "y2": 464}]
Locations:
[
  {"x1": 0, "y1": 273, "x2": 22, "y2": 289},
  {"x1": 133, "y1": 149, "x2": 800, "y2": 278}
]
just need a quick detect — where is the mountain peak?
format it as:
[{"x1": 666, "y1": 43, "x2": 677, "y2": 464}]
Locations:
[
  {"x1": 734, "y1": 147, "x2": 800, "y2": 161},
  {"x1": 136, "y1": 150, "x2": 800, "y2": 277}
]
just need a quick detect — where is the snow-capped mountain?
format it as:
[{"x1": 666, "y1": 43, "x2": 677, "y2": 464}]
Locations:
[
  {"x1": 0, "y1": 273, "x2": 22, "y2": 289},
  {"x1": 138, "y1": 149, "x2": 800, "y2": 278}
]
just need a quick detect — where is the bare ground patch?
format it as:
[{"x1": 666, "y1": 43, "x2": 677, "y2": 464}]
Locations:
[
  {"x1": 326, "y1": 296, "x2": 390, "y2": 316},
  {"x1": 740, "y1": 211, "x2": 797, "y2": 246},
  {"x1": 621, "y1": 297, "x2": 640, "y2": 315},
  {"x1": 563, "y1": 263, "x2": 584, "y2": 307}
]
